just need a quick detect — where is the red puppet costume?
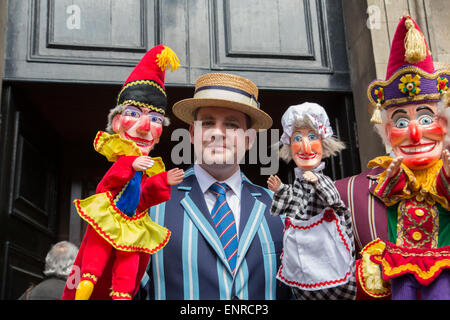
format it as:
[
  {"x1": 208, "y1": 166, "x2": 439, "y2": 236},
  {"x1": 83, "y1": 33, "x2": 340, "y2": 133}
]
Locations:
[
  {"x1": 348, "y1": 15, "x2": 450, "y2": 299},
  {"x1": 62, "y1": 44, "x2": 184, "y2": 300}
]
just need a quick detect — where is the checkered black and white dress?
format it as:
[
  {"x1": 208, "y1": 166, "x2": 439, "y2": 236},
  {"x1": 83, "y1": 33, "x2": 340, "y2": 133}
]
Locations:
[{"x1": 271, "y1": 172, "x2": 356, "y2": 300}]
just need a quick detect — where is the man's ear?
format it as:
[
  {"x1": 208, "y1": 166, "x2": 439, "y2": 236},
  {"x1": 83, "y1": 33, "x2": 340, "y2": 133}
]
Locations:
[
  {"x1": 112, "y1": 114, "x2": 121, "y2": 133},
  {"x1": 245, "y1": 128, "x2": 257, "y2": 151},
  {"x1": 189, "y1": 123, "x2": 194, "y2": 144}
]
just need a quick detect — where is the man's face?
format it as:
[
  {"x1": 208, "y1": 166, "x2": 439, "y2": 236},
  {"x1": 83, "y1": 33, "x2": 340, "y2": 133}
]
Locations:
[
  {"x1": 189, "y1": 107, "x2": 254, "y2": 165},
  {"x1": 385, "y1": 102, "x2": 447, "y2": 170},
  {"x1": 112, "y1": 104, "x2": 164, "y2": 155},
  {"x1": 290, "y1": 128, "x2": 323, "y2": 171}
]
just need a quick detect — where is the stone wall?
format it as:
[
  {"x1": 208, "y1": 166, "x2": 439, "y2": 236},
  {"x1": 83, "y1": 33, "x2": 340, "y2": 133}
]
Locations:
[
  {"x1": 0, "y1": 0, "x2": 7, "y2": 102},
  {"x1": 342, "y1": 0, "x2": 450, "y2": 169}
]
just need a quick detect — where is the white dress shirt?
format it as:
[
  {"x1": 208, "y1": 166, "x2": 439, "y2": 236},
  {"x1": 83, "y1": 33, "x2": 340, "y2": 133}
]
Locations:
[{"x1": 194, "y1": 164, "x2": 242, "y2": 234}]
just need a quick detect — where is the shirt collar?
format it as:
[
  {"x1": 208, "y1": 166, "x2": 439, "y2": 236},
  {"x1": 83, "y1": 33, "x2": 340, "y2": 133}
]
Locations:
[{"x1": 194, "y1": 164, "x2": 242, "y2": 198}]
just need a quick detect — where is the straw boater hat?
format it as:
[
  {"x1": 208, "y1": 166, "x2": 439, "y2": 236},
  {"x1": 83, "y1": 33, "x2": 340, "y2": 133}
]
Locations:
[
  {"x1": 172, "y1": 73, "x2": 273, "y2": 130},
  {"x1": 367, "y1": 14, "x2": 450, "y2": 123}
]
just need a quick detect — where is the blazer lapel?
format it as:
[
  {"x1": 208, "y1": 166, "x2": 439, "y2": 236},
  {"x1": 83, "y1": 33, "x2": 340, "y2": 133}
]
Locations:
[
  {"x1": 179, "y1": 173, "x2": 231, "y2": 274},
  {"x1": 235, "y1": 179, "x2": 266, "y2": 272}
]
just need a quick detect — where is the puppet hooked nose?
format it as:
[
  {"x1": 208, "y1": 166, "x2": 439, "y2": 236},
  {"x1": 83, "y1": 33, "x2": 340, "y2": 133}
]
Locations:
[
  {"x1": 301, "y1": 137, "x2": 312, "y2": 154},
  {"x1": 136, "y1": 115, "x2": 152, "y2": 134},
  {"x1": 409, "y1": 121, "x2": 422, "y2": 144}
]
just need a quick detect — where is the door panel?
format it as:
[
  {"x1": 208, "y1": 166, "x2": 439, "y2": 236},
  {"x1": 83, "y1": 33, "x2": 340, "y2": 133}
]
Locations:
[
  {"x1": 1, "y1": 242, "x2": 44, "y2": 300},
  {"x1": 0, "y1": 86, "x2": 59, "y2": 299},
  {"x1": 214, "y1": 0, "x2": 329, "y2": 71},
  {"x1": 5, "y1": 0, "x2": 350, "y2": 90}
]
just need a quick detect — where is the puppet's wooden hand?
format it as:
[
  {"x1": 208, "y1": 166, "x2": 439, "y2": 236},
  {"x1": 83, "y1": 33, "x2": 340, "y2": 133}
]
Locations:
[
  {"x1": 302, "y1": 171, "x2": 318, "y2": 184},
  {"x1": 267, "y1": 175, "x2": 282, "y2": 192},
  {"x1": 167, "y1": 168, "x2": 184, "y2": 186},
  {"x1": 132, "y1": 156, "x2": 155, "y2": 171},
  {"x1": 386, "y1": 156, "x2": 403, "y2": 178},
  {"x1": 443, "y1": 149, "x2": 450, "y2": 177}
]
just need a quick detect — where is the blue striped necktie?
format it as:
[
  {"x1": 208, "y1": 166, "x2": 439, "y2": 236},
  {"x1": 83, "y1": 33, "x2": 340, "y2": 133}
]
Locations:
[{"x1": 209, "y1": 182, "x2": 239, "y2": 273}]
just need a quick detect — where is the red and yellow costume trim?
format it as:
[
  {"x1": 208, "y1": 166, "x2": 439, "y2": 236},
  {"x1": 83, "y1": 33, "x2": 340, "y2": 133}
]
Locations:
[
  {"x1": 361, "y1": 239, "x2": 450, "y2": 287},
  {"x1": 77, "y1": 131, "x2": 171, "y2": 254},
  {"x1": 74, "y1": 191, "x2": 170, "y2": 254},
  {"x1": 110, "y1": 291, "x2": 132, "y2": 300},
  {"x1": 94, "y1": 131, "x2": 141, "y2": 162},
  {"x1": 62, "y1": 132, "x2": 172, "y2": 300},
  {"x1": 368, "y1": 156, "x2": 449, "y2": 210},
  {"x1": 81, "y1": 273, "x2": 99, "y2": 285},
  {"x1": 356, "y1": 239, "x2": 391, "y2": 298},
  {"x1": 357, "y1": 157, "x2": 450, "y2": 293}
]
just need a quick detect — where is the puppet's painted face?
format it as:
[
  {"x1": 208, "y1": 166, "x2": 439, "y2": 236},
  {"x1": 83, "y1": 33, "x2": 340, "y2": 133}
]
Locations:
[
  {"x1": 385, "y1": 102, "x2": 447, "y2": 170},
  {"x1": 112, "y1": 104, "x2": 164, "y2": 155},
  {"x1": 290, "y1": 128, "x2": 323, "y2": 171}
]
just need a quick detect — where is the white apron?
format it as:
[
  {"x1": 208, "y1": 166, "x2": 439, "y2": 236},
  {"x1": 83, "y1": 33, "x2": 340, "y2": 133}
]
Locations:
[{"x1": 277, "y1": 208, "x2": 352, "y2": 291}]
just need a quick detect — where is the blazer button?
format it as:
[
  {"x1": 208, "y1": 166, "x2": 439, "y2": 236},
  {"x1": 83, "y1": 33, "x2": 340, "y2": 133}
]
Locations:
[
  {"x1": 412, "y1": 231, "x2": 422, "y2": 241},
  {"x1": 415, "y1": 209, "x2": 425, "y2": 217}
]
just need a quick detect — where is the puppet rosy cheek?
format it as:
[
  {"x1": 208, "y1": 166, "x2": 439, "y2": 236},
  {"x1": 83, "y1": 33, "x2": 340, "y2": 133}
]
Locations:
[
  {"x1": 121, "y1": 118, "x2": 137, "y2": 129},
  {"x1": 388, "y1": 128, "x2": 407, "y2": 146},
  {"x1": 310, "y1": 140, "x2": 322, "y2": 153},
  {"x1": 290, "y1": 142, "x2": 302, "y2": 155},
  {"x1": 423, "y1": 123, "x2": 445, "y2": 139},
  {"x1": 152, "y1": 125, "x2": 163, "y2": 138}
]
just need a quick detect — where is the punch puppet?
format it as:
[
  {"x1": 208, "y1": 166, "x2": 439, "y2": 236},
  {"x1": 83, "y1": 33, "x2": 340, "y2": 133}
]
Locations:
[
  {"x1": 267, "y1": 103, "x2": 356, "y2": 299},
  {"x1": 62, "y1": 45, "x2": 184, "y2": 300},
  {"x1": 345, "y1": 15, "x2": 450, "y2": 300}
]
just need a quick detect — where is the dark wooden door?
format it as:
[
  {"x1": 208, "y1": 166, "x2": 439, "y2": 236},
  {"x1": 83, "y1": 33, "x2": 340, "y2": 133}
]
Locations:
[
  {"x1": 5, "y1": 0, "x2": 350, "y2": 90},
  {"x1": 0, "y1": 86, "x2": 59, "y2": 299}
]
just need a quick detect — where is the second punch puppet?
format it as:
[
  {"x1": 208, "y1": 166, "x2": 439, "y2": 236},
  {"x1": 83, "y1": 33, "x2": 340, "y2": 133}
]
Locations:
[
  {"x1": 62, "y1": 45, "x2": 184, "y2": 300},
  {"x1": 267, "y1": 103, "x2": 356, "y2": 299}
]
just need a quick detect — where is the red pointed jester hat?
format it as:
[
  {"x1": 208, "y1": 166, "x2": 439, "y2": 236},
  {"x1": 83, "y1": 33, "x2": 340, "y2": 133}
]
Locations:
[
  {"x1": 117, "y1": 44, "x2": 180, "y2": 115},
  {"x1": 367, "y1": 15, "x2": 450, "y2": 123}
]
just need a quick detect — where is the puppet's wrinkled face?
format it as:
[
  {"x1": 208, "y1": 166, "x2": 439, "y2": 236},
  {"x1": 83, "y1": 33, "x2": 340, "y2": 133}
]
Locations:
[
  {"x1": 112, "y1": 104, "x2": 164, "y2": 155},
  {"x1": 290, "y1": 128, "x2": 323, "y2": 171},
  {"x1": 385, "y1": 102, "x2": 447, "y2": 170}
]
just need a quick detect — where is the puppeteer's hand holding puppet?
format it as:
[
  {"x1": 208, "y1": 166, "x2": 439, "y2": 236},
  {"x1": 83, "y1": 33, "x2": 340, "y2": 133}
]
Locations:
[
  {"x1": 356, "y1": 15, "x2": 450, "y2": 300},
  {"x1": 62, "y1": 44, "x2": 184, "y2": 300},
  {"x1": 267, "y1": 103, "x2": 356, "y2": 300}
]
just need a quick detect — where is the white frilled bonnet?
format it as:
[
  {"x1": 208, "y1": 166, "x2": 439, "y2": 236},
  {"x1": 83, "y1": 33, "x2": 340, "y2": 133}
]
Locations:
[{"x1": 280, "y1": 102, "x2": 333, "y2": 145}]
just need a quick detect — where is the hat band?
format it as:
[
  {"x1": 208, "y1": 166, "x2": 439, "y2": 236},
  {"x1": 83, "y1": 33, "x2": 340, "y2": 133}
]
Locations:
[
  {"x1": 194, "y1": 85, "x2": 260, "y2": 109},
  {"x1": 368, "y1": 66, "x2": 450, "y2": 109}
]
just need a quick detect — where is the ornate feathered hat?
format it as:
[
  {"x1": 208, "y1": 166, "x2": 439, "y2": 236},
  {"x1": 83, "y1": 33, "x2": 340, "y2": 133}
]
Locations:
[{"x1": 367, "y1": 15, "x2": 450, "y2": 124}]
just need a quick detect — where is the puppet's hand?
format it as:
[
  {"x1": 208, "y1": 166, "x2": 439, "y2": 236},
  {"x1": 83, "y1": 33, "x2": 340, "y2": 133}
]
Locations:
[
  {"x1": 386, "y1": 156, "x2": 403, "y2": 178},
  {"x1": 443, "y1": 149, "x2": 450, "y2": 177},
  {"x1": 167, "y1": 168, "x2": 184, "y2": 186},
  {"x1": 132, "y1": 156, "x2": 155, "y2": 172},
  {"x1": 302, "y1": 171, "x2": 318, "y2": 184},
  {"x1": 267, "y1": 175, "x2": 282, "y2": 192}
]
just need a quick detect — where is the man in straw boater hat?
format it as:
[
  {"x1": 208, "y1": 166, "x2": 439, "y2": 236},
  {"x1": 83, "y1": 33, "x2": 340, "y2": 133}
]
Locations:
[
  {"x1": 138, "y1": 72, "x2": 291, "y2": 299},
  {"x1": 62, "y1": 44, "x2": 184, "y2": 300},
  {"x1": 335, "y1": 15, "x2": 450, "y2": 300}
]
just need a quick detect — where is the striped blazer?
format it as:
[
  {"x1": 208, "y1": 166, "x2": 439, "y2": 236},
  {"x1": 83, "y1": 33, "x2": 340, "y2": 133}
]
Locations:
[
  {"x1": 141, "y1": 167, "x2": 291, "y2": 300},
  {"x1": 334, "y1": 167, "x2": 389, "y2": 253}
]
